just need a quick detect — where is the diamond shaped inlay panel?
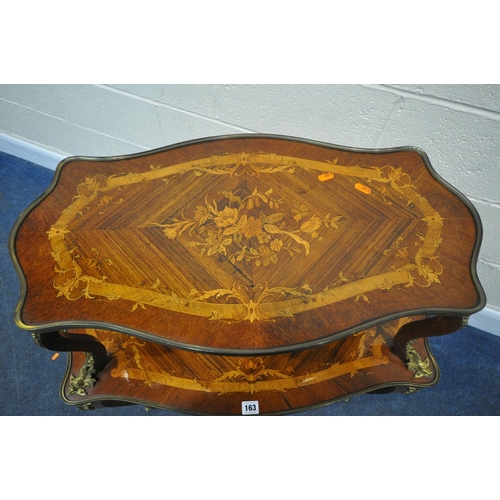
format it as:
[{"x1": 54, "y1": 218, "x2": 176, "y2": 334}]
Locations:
[{"x1": 13, "y1": 137, "x2": 482, "y2": 352}]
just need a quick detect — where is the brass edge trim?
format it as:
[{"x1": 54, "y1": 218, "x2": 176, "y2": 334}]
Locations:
[
  {"x1": 60, "y1": 351, "x2": 74, "y2": 403},
  {"x1": 9, "y1": 162, "x2": 68, "y2": 332},
  {"x1": 423, "y1": 336, "x2": 441, "y2": 384},
  {"x1": 8, "y1": 312, "x2": 464, "y2": 357}
]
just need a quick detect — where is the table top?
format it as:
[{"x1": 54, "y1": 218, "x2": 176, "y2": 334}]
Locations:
[{"x1": 10, "y1": 135, "x2": 486, "y2": 354}]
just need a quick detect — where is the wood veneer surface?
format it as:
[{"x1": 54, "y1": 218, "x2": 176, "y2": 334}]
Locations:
[
  {"x1": 12, "y1": 136, "x2": 484, "y2": 353},
  {"x1": 62, "y1": 316, "x2": 436, "y2": 415}
]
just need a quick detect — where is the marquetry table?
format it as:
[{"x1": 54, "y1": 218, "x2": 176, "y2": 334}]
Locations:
[{"x1": 10, "y1": 135, "x2": 486, "y2": 415}]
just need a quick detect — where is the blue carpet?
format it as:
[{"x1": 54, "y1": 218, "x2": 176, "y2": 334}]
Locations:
[{"x1": 1, "y1": 151, "x2": 499, "y2": 416}]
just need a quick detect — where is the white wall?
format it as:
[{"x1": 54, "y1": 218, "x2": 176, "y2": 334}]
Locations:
[{"x1": 1, "y1": 84, "x2": 499, "y2": 319}]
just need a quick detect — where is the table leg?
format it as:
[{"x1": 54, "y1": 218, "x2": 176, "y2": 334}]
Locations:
[
  {"x1": 391, "y1": 316, "x2": 465, "y2": 361},
  {"x1": 33, "y1": 330, "x2": 110, "y2": 396}
]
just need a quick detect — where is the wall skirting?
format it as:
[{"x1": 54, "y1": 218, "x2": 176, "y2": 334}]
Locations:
[
  {"x1": 469, "y1": 306, "x2": 500, "y2": 336},
  {"x1": 0, "y1": 132, "x2": 64, "y2": 170}
]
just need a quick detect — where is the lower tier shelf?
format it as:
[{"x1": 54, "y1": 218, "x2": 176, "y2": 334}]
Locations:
[{"x1": 59, "y1": 315, "x2": 439, "y2": 415}]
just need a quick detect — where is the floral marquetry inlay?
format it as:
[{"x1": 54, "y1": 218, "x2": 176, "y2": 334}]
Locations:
[
  {"x1": 147, "y1": 187, "x2": 344, "y2": 267},
  {"x1": 46, "y1": 148, "x2": 445, "y2": 325},
  {"x1": 86, "y1": 323, "x2": 398, "y2": 395}
]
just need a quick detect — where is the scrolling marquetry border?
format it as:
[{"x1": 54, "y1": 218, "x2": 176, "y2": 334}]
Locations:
[
  {"x1": 47, "y1": 152, "x2": 444, "y2": 323},
  {"x1": 99, "y1": 329, "x2": 391, "y2": 395}
]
